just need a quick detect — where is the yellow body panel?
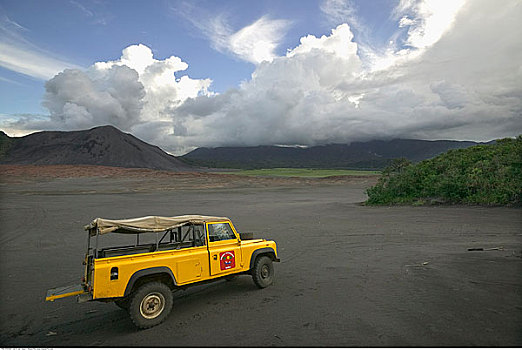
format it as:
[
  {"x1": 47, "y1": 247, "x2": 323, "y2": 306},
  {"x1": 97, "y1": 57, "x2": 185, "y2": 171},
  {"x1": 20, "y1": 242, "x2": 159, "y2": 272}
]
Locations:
[{"x1": 91, "y1": 220, "x2": 278, "y2": 299}]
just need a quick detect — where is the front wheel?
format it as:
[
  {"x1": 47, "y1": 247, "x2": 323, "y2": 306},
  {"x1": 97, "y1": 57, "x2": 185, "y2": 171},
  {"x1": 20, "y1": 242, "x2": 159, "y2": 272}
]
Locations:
[
  {"x1": 252, "y1": 256, "x2": 274, "y2": 288},
  {"x1": 128, "y1": 282, "x2": 173, "y2": 329}
]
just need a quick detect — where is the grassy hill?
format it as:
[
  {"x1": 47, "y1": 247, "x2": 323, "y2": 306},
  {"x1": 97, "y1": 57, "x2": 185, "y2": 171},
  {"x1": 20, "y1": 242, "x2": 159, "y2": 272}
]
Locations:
[{"x1": 366, "y1": 136, "x2": 521, "y2": 206}]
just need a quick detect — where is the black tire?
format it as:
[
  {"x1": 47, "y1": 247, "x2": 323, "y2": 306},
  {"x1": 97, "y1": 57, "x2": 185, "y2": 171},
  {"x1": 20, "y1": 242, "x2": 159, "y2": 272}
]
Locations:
[
  {"x1": 252, "y1": 256, "x2": 274, "y2": 288},
  {"x1": 114, "y1": 297, "x2": 130, "y2": 310},
  {"x1": 128, "y1": 282, "x2": 173, "y2": 329}
]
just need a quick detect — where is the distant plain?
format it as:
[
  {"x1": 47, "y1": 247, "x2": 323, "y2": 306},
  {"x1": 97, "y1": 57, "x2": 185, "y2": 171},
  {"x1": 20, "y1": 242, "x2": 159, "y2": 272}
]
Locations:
[{"x1": 215, "y1": 168, "x2": 381, "y2": 177}]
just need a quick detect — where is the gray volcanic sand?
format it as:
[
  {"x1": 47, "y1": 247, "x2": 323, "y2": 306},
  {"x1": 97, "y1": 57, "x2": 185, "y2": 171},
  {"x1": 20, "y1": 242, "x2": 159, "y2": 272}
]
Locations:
[{"x1": 0, "y1": 172, "x2": 521, "y2": 346}]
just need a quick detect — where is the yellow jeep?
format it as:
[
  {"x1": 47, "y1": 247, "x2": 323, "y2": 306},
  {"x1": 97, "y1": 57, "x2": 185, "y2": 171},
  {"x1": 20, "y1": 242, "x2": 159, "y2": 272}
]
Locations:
[{"x1": 46, "y1": 215, "x2": 280, "y2": 328}]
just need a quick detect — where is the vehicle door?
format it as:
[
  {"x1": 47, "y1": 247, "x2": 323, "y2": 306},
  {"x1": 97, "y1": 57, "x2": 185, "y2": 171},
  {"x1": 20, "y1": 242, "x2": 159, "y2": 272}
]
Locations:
[
  {"x1": 173, "y1": 224, "x2": 209, "y2": 284},
  {"x1": 206, "y1": 221, "x2": 242, "y2": 276}
]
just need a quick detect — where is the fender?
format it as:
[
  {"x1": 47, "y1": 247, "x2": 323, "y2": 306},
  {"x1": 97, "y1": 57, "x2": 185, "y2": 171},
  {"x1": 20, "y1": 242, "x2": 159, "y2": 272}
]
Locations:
[
  {"x1": 249, "y1": 247, "x2": 280, "y2": 270},
  {"x1": 123, "y1": 266, "x2": 177, "y2": 296}
]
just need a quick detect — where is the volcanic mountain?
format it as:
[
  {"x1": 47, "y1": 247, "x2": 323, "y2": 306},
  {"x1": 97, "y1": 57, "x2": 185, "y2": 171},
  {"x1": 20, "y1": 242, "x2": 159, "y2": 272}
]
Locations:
[
  {"x1": 0, "y1": 125, "x2": 193, "y2": 171},
  {"x1": 182, "y1": 139, "x2": 484, "y2": 170}
]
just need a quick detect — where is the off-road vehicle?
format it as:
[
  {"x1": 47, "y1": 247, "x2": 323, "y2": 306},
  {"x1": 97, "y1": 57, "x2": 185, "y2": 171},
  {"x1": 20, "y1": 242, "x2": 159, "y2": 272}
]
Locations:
[{"x1": 46, "y1": 215, "x2": 279, "y2": 328}]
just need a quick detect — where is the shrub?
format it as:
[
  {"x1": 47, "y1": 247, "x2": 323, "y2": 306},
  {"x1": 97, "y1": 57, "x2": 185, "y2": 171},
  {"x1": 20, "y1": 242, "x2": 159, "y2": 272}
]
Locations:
[{"x1": 366, "y1": 136, "x2": 522, "y2": 206}]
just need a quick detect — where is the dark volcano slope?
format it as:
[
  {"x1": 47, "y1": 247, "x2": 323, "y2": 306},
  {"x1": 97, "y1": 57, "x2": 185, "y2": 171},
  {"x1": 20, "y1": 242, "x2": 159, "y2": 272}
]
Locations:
[
  {"x1": 182, "y1": 139, "x2": 482, "y2": 170},
  {"x1": 0, "y1": 125, "x2": 193, "y2": 171}
]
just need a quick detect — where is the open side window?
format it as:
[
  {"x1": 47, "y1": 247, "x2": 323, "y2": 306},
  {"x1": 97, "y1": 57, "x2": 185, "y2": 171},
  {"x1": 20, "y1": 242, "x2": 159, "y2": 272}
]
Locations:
[
  {"x1": 158, "y1": 223, "x2": 206, "y2": 250},
  {"x1": 93, "y1": 223, "x2": 207, "y2": 258},
  {"x1": 207, "y1": 222, "x2": 237, "y2": 242},
  {"x1": 194, "y1": 225, "x2": 206, "y2": 246}
]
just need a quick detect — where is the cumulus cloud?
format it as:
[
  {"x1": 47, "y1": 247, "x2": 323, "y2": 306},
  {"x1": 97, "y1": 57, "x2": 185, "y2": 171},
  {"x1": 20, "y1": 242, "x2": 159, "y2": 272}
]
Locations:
[
  {"x1": 5, "y1": 44, "x2": 211, "y2": 145},
  {"x1": 166, "y1": 0, "x2": 521, "y2": 152},
  {"x1": 3, "y1": 0, "x2": 521, "y2": 155},
  {"x1": 41, "y1": 65, "x2": 145, "y2": 130},
  {"x1": 93, "y1": 44, "x2": 212, "y2": 121}
]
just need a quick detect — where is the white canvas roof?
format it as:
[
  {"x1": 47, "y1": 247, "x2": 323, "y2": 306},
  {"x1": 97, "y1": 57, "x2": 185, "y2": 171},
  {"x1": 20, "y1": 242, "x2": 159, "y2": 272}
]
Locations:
[{"x1": 85, "y1": 215, "x2": 230, "y2": 235}]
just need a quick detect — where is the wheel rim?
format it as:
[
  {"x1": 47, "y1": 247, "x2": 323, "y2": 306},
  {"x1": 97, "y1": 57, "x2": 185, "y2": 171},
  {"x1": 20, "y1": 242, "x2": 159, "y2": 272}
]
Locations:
[
  {"x1": 261, "y1": 264, "x2": 270, "y2": 279},
  {"x1": 140, "y1": 292, "x2": 165, "y2": 319}
]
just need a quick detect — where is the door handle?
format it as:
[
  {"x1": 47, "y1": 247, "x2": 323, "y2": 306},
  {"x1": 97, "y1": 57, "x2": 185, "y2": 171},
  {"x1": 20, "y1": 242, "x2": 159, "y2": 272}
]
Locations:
[{"x1": 213, "y1": 254, "x2": 217, "y2": 260}]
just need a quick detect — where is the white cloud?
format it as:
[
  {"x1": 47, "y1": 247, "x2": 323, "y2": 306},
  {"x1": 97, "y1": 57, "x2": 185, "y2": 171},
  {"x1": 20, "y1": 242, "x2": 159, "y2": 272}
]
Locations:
[
  {"x1": 174, "y1": 4, "x2": 291, "y2": 64},
  {"x1": 165, "y1": 0, "x2": 521, "y2": 152},
  {"x1": 0, "y1": 42, "x2": 81, "y2": 80},
  {"x1": 69, "y1": 0, "x2": 111, "y2": 26},
  {"x1": 92, "y1": 44, "x2": 211, "y2": 123},
  {"x1": 392, "y1": 0, "x2": 466, "y2": 50},
  {"x1": 41, "y1": 65, "x2": 145, "y2": 130},
  {"x1": 320, "y1": 0, "x2": 381, "y2": 72},
  {"x1": 320, "y1": 0, "x2": 360, "y2": 29},
  {"x1": 288, "y1": 23, "x2": 359, "y2": 61},
  {"x1": 398, "y1": 16, "x2": 415, "y2": 28},
  {"x1": 0, "y1": 14, "x2": 81, "y2": 80},
  {"x1": 227, "y1": 16, "x2": 291, "y2": 64},
  {"x1": 0, "y1": 75, "x2": 25, "y2": 86},
  {"x1": 4, "y1": 44, "x2": 212, "y2": 145},
  {"x1": 206, "y1": 15, "x2": 291, "y2": 64},
  {"x1": 0, "y1": 113, "x2": 45, "y2": 137},
  {"x1": 359, "y1": 0, "x2": 467, "y2": 73},
  {"x1": 3, "y1": 0, "x2": 521, "y2": 155},
  {"x1": 70, "y1": 0, "x2": 94, "y2": 18}
]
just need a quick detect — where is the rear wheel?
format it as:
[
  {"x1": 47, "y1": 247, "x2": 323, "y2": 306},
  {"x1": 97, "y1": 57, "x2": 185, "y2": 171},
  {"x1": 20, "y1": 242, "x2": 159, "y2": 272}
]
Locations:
[
  {"x1": 128, "y1": 282, "x2": 173, "y2": 329},
  {"x1": 252, "y1": 256, "x2": 274, "y2": 288}
]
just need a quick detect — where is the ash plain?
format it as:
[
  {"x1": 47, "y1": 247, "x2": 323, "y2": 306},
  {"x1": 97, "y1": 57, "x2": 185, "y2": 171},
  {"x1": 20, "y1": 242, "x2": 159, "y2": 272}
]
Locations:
[{"x1": 0, "y1": 166, "x2": 520, "y2": 346}]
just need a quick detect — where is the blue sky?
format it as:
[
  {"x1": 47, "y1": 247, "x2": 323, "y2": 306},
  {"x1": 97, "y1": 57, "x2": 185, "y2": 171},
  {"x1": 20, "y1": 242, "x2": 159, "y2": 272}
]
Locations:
[
  {"x1": 0, "y1": 0, "x2": 398, "y2": 113},
  {"x1": 1, "y1": 0, "x2": 521, "y2": 154}
]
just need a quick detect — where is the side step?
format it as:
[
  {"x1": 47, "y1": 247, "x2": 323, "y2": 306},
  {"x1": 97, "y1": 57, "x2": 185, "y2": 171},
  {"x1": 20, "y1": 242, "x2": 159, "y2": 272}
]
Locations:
[{"x1": 46, "y1": 284, "x2": 88, "y2": 302}]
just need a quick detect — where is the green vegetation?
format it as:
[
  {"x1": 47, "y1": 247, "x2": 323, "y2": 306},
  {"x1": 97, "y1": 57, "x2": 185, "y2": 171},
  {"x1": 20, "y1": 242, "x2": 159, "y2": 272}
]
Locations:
[
  {"x1": 366, "y1": 136, "x2": 522, "y2": 206},
  {"x1": 217, "y1": 168, "x2": 381, "y2": 178}
]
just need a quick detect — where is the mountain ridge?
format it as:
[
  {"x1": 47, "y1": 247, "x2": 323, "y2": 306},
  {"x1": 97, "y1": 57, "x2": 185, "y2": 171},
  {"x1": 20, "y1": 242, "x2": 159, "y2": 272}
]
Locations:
[
  {"x1": 0, "y1": 126, "x2": 491, "y2": 170},
  {"x1": 0, "y1": 125, "x2": 194, "y2": 171},
  {"x1": 182, "y1": 139, "x2": 486, "y2": 169}
]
